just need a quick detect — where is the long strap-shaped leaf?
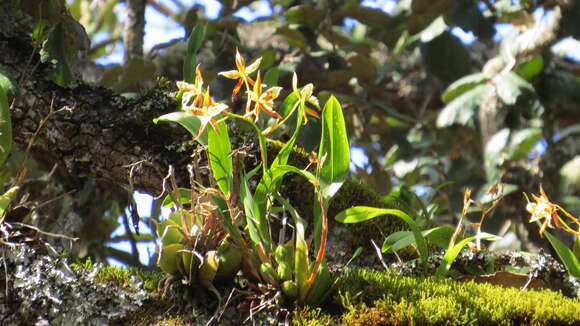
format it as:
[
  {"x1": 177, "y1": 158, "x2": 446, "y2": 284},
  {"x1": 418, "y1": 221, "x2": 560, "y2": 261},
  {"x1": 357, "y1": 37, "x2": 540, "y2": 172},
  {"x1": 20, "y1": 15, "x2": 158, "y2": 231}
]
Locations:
[
  {"x1": 544, "y1": 231, "x2": 580, "y2": 278},
  {"x1": 335, "y1": 206, "x2": 428, "y2": 267}
]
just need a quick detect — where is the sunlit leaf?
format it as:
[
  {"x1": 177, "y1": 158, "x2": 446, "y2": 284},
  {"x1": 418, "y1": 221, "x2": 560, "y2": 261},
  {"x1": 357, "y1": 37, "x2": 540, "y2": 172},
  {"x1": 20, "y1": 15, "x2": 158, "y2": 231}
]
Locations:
[
  {"x1": 0, "y1": 73, "x2": 19, "y2": 100},
  {"x1": 319, "y1": 96, "x2": 349, "y2": 200},
  {"x1": 335, "y1": 206, "x2": 428, "y2": 265},
  {"x1": 544, "y1": 231, "x2": 580, "y2": 278},
  {"x1": 208, "y1": 121, "x2": 232, "y2": 196},
  {"x1": 435, "y1": 233, "x2": 499, "y2": 277},
  {"x1": 240, "y1": 166, "x2": 269, "y2": 247},
  {"x1": 437, "y1": 84, "x2": 493, "y2": 128},
  {"x1": 506, "y1": 128, "x2": 542, "y2": 160},
  {"x1": 514, "y1": 56, "x2": 544, "y2": 81},
  {"x1": 382, "y1": 231, "x2": 414, "y2": 253},
  {"x1": 0, "y1": 187, "x2": 18, "y2": 217},
  {"x1": 441, "y1": 73, "x2": 489, "y2": 103},
  {"x1": 484, "y1": 128, "x2": 510, "y2": 182},
  {"x1": 162, "y1": 188, "x2": 192, "y2": 207},
  {"x1": 157, "y1": 218, "x2": 183, "y2": 247},
  {"x1": 153, "y1": 112, "x2": 208, "y2": 145},
  {"x1": 495, "y1": 72, "x2": 534, "y2": 105}
]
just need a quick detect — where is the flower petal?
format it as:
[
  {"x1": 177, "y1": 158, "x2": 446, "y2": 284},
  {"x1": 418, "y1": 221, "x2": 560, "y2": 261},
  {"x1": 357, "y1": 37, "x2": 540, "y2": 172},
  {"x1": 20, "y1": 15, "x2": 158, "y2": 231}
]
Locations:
[
  {"x1": 219, "y1": 70, "x2": 241, "y2": 79},
  {"x1": 245, "y1": 57, "x2": 262, "y2": 74}
]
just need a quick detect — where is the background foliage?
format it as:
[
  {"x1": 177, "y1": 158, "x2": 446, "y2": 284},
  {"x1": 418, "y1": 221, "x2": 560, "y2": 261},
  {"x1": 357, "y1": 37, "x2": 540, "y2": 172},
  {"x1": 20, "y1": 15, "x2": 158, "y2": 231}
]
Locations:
[{"x1": 4, "y1": 0, "x2": 580, "y2": 267}]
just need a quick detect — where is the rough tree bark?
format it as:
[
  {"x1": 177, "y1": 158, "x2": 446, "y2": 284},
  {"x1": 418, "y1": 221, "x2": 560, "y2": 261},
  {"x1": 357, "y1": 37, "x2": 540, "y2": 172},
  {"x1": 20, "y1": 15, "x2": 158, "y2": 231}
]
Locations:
[{"x1": 3, "y1": 14, "x2": 193, "y2": 196}]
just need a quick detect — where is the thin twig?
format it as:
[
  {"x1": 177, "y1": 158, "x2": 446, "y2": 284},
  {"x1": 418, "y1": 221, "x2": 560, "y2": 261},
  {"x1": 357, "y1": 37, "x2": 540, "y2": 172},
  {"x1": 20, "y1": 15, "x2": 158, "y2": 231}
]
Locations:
[{"x1": 12, "y1": 222, "x2": 79, "y2": 242}]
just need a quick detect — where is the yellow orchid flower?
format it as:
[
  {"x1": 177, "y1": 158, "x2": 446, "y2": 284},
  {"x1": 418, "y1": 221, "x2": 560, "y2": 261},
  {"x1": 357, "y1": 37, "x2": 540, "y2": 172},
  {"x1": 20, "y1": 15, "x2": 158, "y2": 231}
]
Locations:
[
  {"x1": 184, "y1": 87, "x2": 228, "y2": 139},
  {"x1": 177, "y1": 65, "x2": 204, "y2": 108},
  {"x1": 218, "y1": 48, "x2": 262, "y2": 99},
  {"x1": 525, "y1": 185, "x2": 580, "y2": 237},
  {"x1": 292, "y1": 72, "x2": 320, "y2": 124},
  {"x1": 246, "y1": 72, "x2": 282, "y2": 122}
]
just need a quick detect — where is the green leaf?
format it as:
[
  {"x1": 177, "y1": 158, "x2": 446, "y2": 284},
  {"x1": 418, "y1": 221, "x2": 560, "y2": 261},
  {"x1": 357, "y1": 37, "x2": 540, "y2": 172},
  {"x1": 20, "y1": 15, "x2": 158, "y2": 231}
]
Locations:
[
  {"x1": 157, "y1": 218, "x2": 184, "y2": 247},
  {"x1": 484, "y1": 128, "x2": 510, "y2": 182},
  {"x1": 284, "y1": 5, "x2": 325, "y2": 30},
  {"x1": 506, "y1": 128, "x2": 542, "y2": 160},
  {"x1": 495, "y1": 72, "x2": 534, "y2": 106},
  {"x1": 381, "y1": 226, "x2": 456, "y2": 253},
  {"x1": 264, "y1": 67, "x2": 280, "y2": 88},
  {"x1": 240, "y1": 167, "x2": 270, "y2": 247},
  {"x1": 423, "y1": 226, "x2": 456, "y2": 249},
  {"x1": 382, "y1": 231, "x2": 414, "y2": 253},
  {"x1": 437, "y1": 84, "x2": 493, "y2": 128},
  {"x1": 40, "y1": 23, "x2": 74, "y2": 87},
  {"x1": 319, "y1": 96, "x2": 350, "y2": 200},
  {"x1": 183, "y1": 23, "x2": 206, "y2": 83},
  {"x1": 435, "y1": 236, "x2": 475, "y2": 277},
  {"x1": 0, "y1": 71, "x2": 20, "y2": 100},
  {"x1": 162, "y1": 188, "x2": 192, "y2": 207},
  {"x1": 254, "y1": 94, "x2": 304, "y2": 212},
  {"x1": 544, "y1": 231, "x2": 580, "y2": 278},
  {"x1": 435, "y1": 233, "x2": 500, "y2": 277},
  {"x1": 514, "y1": 56, "x2": 544, "y2": 81},
  {"x1": 276, "y1": 27, "x2": 307, "y2": 50},
  {"x1": 211, "y1": 193, "x2": 245, "y2": 249},
  {"x1": 0, "y1": 84, "x2": 12, "y2": 167},
  {"x1": 270, "y1": 165, "x2": 317, "y2": 185},
  {"x1": 153, "y1": 112, "x2": 208, "y2": 145},
  {"x1": 208, "y1": 121, "x2": 233, "y2": 196},
  {"x1": 420, "y1": 16, "x2": 448, "y2": 43},
  {"x1": 158, "y1": 243, "x2": 182, "y2": 274},
  {"x1": 0, "y1": 187, "x2": 19, "y2": 217},
  {"x1": 441, "y1": 73, "x2": 489, "y2": 103},
  {"x1": 342, "y1": 4, "x2": 392, "y2": 28},
  {"x1": 421, "y1": 31, "x2": 471, "y2": 85},
  {"x1": 38, "y1": 17, "x2": 90, "y2": 88},
  {"x1": 335, "y1": 207, "x2": 428, "y2": 265},
  {"x1": 573, "y1": 238, "x2": 580, "y2": 262}
]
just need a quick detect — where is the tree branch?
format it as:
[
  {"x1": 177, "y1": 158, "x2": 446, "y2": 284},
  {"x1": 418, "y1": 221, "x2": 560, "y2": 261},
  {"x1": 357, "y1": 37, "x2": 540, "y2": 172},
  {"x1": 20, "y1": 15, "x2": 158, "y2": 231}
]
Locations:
[
  {"x1": 123, "y1": 0, "x2": 147, "y2": 63},
  {"x1": 2, "y1": 24, "x2": 192, "y2": 195}
]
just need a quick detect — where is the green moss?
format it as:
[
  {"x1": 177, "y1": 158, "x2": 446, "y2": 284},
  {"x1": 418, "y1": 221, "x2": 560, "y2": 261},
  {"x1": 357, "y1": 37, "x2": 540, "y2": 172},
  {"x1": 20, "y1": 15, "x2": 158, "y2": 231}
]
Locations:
[
  {"x1": 292, "y1": 307, "x2": 334, "y2": 326},
  {"x1": 331, "y1": 269, "x2": 580, "y2": 325},
  {"x1": 72, "y1": 258, "x2": 163, "y2": 291}
]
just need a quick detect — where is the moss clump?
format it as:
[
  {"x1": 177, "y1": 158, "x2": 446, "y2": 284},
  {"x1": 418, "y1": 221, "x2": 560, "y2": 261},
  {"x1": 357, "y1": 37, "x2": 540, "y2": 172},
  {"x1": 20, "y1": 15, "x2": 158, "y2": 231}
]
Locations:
[
  {"x1": 295, "y1": 268, "x2": 580, "y2": 325},
  {"x1": 292, "y1": 307, "x2": 334, "y2": 326},
  {"x1": 72, "y1": 258, "x2": 163, "y2": 291}
]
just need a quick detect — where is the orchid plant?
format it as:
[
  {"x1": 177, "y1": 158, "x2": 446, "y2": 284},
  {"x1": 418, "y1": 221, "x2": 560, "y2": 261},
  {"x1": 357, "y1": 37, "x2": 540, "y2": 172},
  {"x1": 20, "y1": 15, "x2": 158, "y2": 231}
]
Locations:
[{"x1": 154, "y1": 38, "x2": 349, "y2": 305}]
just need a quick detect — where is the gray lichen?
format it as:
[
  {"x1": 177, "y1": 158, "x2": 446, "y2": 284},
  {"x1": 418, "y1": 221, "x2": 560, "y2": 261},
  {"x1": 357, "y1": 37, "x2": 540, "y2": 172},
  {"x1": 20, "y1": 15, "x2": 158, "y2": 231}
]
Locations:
[{"x1": 0, "y1": 243, "x2": 148, "y2": 325}]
